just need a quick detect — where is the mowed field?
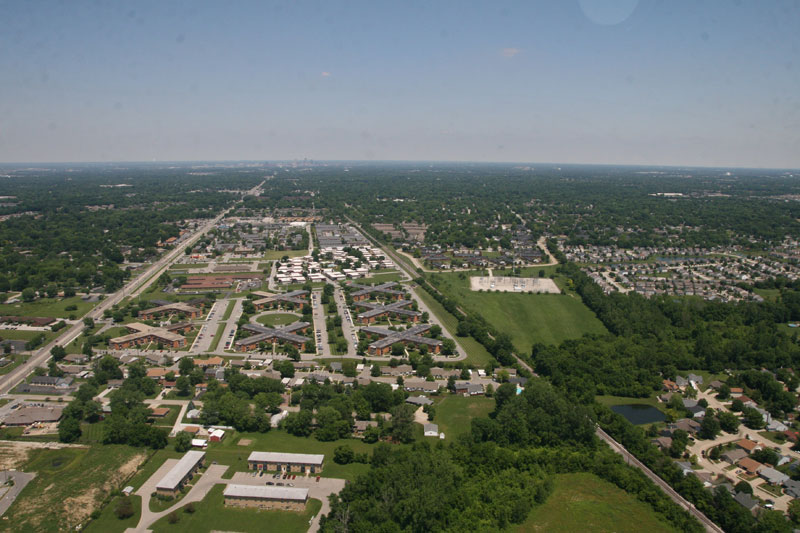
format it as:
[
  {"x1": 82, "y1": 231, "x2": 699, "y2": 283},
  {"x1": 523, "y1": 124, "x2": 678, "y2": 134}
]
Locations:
[
  {"x1": 432, "y1": 273, "x2": 606, "y2": 348},
  {"x1": 518, "y1": 472, "x2": 677, "y2": 533},
  {"x1": 433, "y1": 395, "x2": 495, "y2": 440}
]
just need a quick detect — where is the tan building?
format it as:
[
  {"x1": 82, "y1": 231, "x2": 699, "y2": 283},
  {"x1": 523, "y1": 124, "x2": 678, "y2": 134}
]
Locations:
[
  {"x1": 155, "y1": 450, "x2": 205, "y2": 497},
  {"x1": 247, "y1": 451, "x2": 324, "y2": 474},
  {"x1": 139, "y1": 302, "x2": 202, "y2": 320},
  {"x1": 223, "y1": 484, "x2": 308, "y2": 511},
  {"x1": 109, "y1": 322, "x2": 192, "y2": 350}
]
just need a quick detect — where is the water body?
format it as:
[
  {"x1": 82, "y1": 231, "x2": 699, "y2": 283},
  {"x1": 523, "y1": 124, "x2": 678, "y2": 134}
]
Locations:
[{"x1": 610, "y1": 404, "x2": 665, "y2": 425}]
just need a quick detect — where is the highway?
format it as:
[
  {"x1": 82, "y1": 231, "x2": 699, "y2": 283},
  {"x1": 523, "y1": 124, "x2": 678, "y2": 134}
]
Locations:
[{"x1": 596, "y1": 426, "x2": 723, "y2": 533}]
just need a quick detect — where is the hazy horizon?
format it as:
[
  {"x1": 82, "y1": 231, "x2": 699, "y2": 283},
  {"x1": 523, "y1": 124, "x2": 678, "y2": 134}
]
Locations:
[{"x1": 2, "y1": 1, "x2": 799, "y2": 168}]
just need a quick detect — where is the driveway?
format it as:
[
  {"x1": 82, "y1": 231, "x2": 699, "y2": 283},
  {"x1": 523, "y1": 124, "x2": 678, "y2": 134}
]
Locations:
[{"x1": 132, "y1": 463, "x2": 229, "y2": 532}]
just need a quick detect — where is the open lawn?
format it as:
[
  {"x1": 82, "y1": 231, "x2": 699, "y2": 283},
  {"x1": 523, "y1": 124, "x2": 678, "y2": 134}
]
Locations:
[
  {"x1": 356, "y1": 271, "x2": 404, "y2": 285},
  {"x1": 0, "y1": 295, "x2": 97, "y2": 319},
  {"x1": 3, "y1": 444, "x2": 147, "y2": 532},
  {"x1": 517, "y1": 472, "x2": 677, "y2": 533},
  {"x1": 150, "y1": 484, "x2": 321, "y2": 533},
  {"x1": 83, "y1": 495, "x2": 142, "y2": 533},
  {"x1": 413, "y1": 284, "x2": 494, "y2": 366},
  {"x1": 595, "y1": 394, "x2": 664, "y2": 411},
  {"x1": 432, "y1": 273, "x2": 606, "y2": 348},
  {"x1": 262, "y1": 249, "x2": 307, "y2": 260},
  {"x1": 203, "y1": 430, "x2": 373, "y2": 480},
  {"x1": 169, "y1": 263, "x2": 208, "y2": 270},
  {"x1": 256, "y1": 313, "x2": 302, "y2": 327},
  {"x1": 434, "y1": 395, "x2": 494, "y2": 440}
]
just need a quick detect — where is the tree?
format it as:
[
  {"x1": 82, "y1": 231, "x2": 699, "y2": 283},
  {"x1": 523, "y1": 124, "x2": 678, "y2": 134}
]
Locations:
[
  {"x1": 283, "y1": 410, "x2": 313, "y2": 437},
  {"x1": 316, "y1": 406, "x2": 350, "y2": 441},
  {"x1": 179, "y1": 357, "x2": 195, "y2": 376},
  {"x1": 789, "y1": 498, "x2": 800, "y2": 524},
  {"x1": 390, "y1": 404, "x2": 416, "y2": 443},
  {"x1": 176, "y1": 376, "x2": 191, "y2": 396},
  {"x1": 699, "y1": 410, "x2": 721, "y2": 439},
  {"x1": 174, "y1": 431, "x2": 192, "y2": 452},
  {"x1": 742, "y1": 407, "x2": 766, "y2": 429},
  {"x1": 363, "y1": 425, "x2": 380, "y2": 443},
  {"x1": 735, "y1": 480, "x2": 753, "y2": 495},
  {"x1": 718, "y1": 410, "x2": 740, "y2": 433},
  {"x1": 115, "y1": 497, "x2": 134, "y2": 519},
  {"x1": 58, "y1": 417, "x2": 82, "y2": 443},
  {"x1": 370, "y1": 365, "x2": 381, "y2": 377},
  {"x1": 50, "y1": 345, "x2": 66, "y2": 361},
  {"x1": 333, "y1": 445, "x2": 355, "y2": 465},
  {"x1": 21, "y1": 288, "x2": 35, "y2": 302},
  {"x1": 441, "y1": 338, "x2": 456, "y2": 356}
]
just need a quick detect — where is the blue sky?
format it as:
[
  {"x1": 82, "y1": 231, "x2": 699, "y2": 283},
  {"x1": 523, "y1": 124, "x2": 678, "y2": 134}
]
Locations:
[{"x1": 0, "y1": 0, "x2": 798, "y2": 167}]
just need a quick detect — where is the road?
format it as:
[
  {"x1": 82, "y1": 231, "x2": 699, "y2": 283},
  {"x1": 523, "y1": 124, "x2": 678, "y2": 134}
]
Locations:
[{"x1": 596, "y1": 426, "x2": 723, "y2": 533}]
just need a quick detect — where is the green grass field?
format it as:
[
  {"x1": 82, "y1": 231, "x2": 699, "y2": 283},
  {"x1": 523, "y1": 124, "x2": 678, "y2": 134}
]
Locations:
[
  {"x1": 149, "y1": 485, "x2": 321, "y2": 533},
  {"x1": 594, "y1": 394, "x2": 664, "y2": 411},
  {"x1": 3, "y1": 445, "x2": 147, "y2": 532},
  {"x1": 83, "y1": 495, "x2": 142, "y2": 533},
  {"x1": 412, "y1": 284, "x2": 494, "y2": 366},
  {"x1": 256, "y1": 313, "x2": 302, "y2": 327},
  {"x1": 0, "y1": 295, "x2": 97, "y2": 318},
  {"x1": 432, "y1": 273, "x2": 606, "y2": 349},
  {"x1": 434, "y1": 395, "x2": 495, "y2": 440},
  {"x1": 517, "y1": 472, "x2": 677, "y2": 533},
  {"x1": 356, "y1": 271, "x2": 404, "y2": 285},
  {"x1": 262, "y1": 250, "x2": 307, "y2": 260}
]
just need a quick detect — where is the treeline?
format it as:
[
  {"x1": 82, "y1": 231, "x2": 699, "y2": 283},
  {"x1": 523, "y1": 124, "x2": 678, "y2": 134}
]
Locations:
[{"x1": 529, "y1": 263, "x2": 800, "y2": 400}]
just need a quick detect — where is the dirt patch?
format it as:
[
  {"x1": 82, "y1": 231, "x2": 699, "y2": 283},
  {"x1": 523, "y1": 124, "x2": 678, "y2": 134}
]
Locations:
[
  {"x1": 61, "y1": 452, "x2": 146, "y2": 527},
  {"x1": 238, "y1": 438, "x2": 253, "y2": 446},
  {"x1": 0, "y1": 442, "x2": 31, "y2": 470}
]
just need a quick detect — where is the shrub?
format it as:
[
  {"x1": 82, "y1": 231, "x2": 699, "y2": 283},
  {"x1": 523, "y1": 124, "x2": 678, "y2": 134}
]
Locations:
[
  {"x1": 115, "y1": 496, "x2": 134, "y2": 519},
  {"x1": 167, "y1": 511, "x2": 179, "y2": 524}
]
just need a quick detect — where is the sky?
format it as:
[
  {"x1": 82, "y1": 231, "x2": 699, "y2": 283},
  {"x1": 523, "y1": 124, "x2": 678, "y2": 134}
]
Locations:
[{"x1": 0, "y1": 0, "x2": 798, "y2": 168}]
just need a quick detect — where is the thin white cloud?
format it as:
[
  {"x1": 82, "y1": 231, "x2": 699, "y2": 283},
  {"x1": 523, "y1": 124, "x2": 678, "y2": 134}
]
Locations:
[
  {"x1": 321, "y1": 71, "x2": 331, "y2": 77},
  {"x1": 501, "y1": 48, "x2": 521, "y2": 58}
]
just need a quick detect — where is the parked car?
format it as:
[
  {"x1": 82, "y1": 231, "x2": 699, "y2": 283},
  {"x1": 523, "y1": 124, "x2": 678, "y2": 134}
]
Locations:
[
  {"x1": 316, "y1": 476, "x2": 321, "y2": 482},
  {"x1": 266, "y1": 481, "x2": 274, "y2": 485},
  {"x1": 277, "y1": 482, "x2": 285, "y2": 486}
]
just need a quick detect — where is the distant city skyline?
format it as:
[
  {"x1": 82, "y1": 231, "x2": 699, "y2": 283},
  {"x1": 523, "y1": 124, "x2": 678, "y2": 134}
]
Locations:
[{"x1": 1, "y1": 1, "x2": 798, "y2": 168}]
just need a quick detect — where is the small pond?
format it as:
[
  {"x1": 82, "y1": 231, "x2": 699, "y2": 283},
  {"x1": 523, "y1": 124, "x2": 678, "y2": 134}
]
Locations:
[{"x1": 610, "y1": 404, "x2": 665, "y2": 425}]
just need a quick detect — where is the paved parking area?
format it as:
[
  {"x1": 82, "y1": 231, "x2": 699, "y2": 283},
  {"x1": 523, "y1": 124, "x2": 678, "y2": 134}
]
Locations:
[{"x1": 230, "y1": 471, "x2": 345, "y2": 532}]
